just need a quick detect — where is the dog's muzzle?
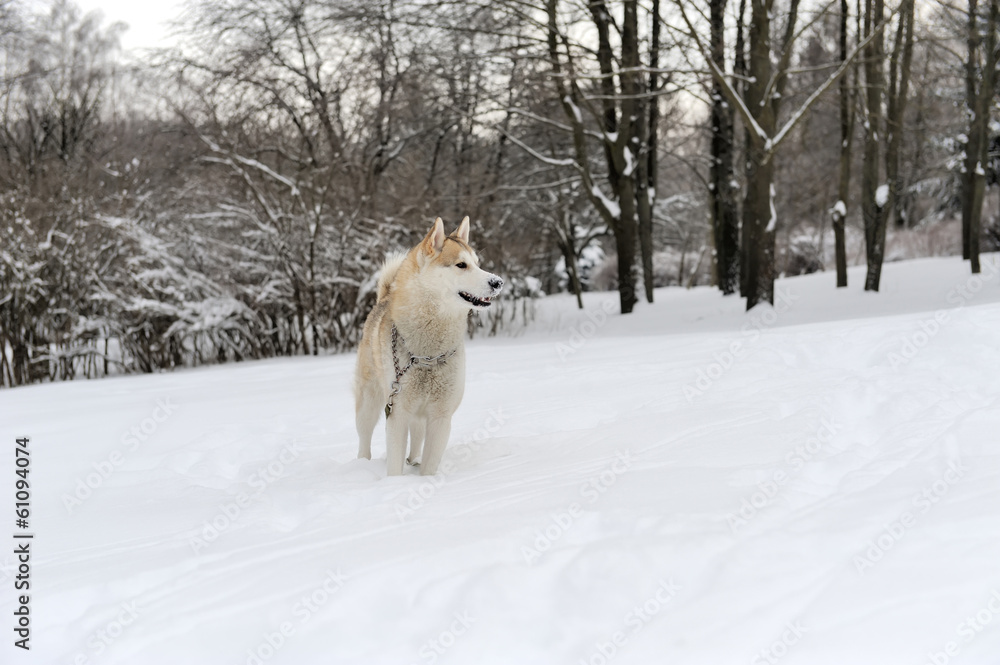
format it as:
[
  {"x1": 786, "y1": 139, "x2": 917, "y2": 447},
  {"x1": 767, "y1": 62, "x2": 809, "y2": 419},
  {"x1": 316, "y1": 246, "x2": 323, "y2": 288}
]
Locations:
[
  {"x1": 460, "y1": 291, "x2": 494, "y2": 307},
  {"x1": 460, "y1": 276, "x2": 503, "y2": 308}
]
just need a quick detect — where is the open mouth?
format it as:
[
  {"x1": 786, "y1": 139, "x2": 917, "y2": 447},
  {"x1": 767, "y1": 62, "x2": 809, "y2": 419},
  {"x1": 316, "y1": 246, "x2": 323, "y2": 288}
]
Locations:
[{"x1": 459, "y1": 291, "x2": 492, "y2": 308}]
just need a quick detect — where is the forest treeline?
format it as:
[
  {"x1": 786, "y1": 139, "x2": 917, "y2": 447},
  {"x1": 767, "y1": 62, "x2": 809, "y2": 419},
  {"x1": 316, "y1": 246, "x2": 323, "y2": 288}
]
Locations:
[{"x1": 1, "y1": 0, "x2": 997, "y2": 386}]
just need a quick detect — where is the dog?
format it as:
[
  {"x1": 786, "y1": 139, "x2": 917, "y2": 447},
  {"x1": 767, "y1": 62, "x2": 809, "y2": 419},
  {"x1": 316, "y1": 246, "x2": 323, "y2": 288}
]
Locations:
[{"x1": 354, "y1": 216, "x2": 503, "y2": 476}]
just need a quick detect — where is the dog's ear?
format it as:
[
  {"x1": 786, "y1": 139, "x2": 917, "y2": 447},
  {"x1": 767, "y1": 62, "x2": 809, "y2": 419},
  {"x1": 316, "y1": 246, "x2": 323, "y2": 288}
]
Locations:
[
  {"x1": 454, "y1": 216, "x2": 470, "y2": 244},
  {"x1": 421, "y1": 217, "x2": 446, "y2": 256}
]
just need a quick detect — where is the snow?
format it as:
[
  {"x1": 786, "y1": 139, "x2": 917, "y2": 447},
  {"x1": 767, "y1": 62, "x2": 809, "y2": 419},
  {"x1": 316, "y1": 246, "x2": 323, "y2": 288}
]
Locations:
[
  {"x1": 591, "y1": 185, "x2": 621, "y2": 220},
  {"x1": 623, "y1": 147, "x2": 636, "y2": 177},
  {"x1": 4, "y1": 255, "x2": 1000, "y2": 664},
  {"x1": 563, "y1": 96, "x2": 582, "y2": 125},
  {"x1": 204, "y1": 139, "x2": 301, "y2": 198},
  {"x1": 765, "y1": 183, "x2": 777, "y2": 233},
  {"x1": 832, "y1": 199, "x2": 847, "y2": 218},
  {"x1": 876, "y1": 184, "x2": 890, "y2": 208}
]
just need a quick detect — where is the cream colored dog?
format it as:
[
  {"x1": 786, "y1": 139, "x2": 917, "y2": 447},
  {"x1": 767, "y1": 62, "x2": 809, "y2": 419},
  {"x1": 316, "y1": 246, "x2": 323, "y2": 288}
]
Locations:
[{"x1": 355, "y1": 216, "x2": 503, "y2": 475}]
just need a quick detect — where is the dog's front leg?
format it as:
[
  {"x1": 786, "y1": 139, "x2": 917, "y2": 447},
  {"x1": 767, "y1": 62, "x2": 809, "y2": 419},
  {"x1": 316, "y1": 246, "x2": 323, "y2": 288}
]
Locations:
[
  {"x1": 385, "y1": 413, "x2": 408, "y2": 476},
  {"x1": 419, "y1": 417, "x2": 452, "y2": 476}
]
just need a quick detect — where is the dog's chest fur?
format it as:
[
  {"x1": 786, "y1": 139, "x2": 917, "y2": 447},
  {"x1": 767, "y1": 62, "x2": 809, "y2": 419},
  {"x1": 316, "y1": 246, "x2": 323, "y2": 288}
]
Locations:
[{"x1": 387, "y1": 315, "x2": 466, "y2": 413}]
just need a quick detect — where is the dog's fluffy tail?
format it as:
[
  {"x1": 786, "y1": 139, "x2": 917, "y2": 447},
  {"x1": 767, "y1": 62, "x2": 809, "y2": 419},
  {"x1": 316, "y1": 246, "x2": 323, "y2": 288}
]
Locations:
[{"x1": 376, "y1": 252, "x2": 407, "y2": 301}]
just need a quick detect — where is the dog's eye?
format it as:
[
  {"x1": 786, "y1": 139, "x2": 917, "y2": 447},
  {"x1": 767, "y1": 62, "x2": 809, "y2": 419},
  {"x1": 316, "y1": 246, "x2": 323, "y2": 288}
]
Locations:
[{"x1": 455, "y1": 262, "x2": 467, "y2": 269}]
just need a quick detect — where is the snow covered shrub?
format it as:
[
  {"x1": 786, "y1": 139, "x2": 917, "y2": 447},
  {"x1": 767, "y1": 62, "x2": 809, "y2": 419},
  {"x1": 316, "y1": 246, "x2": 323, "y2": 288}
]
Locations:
[
  {"x1": 884, "y1": 218, "x2": 962, "y2": 261},
  {"x1": 589, "y1": 251, "x2": 619, "y2": 292},
  {"x1": 0, "y1": 212, "x2": 52, "y2": 385},
  {"x1": 590, "y1": 246, "x2": 712, "y2": 291},
  {"x1": 0, "y1": 211, "x2": 156, "y2": 385},
  {"x1": 554, "y1": 244, "x2": 605, "y2": 293},
  {"x1": 650, "y1": 248, "x2": 713, "y2": 287}
]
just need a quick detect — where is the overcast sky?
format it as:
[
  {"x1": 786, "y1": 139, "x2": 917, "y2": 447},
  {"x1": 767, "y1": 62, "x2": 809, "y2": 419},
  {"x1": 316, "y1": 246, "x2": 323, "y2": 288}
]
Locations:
[{"x1": 71, "y1": 0, "x2": 182, "y2": 51}]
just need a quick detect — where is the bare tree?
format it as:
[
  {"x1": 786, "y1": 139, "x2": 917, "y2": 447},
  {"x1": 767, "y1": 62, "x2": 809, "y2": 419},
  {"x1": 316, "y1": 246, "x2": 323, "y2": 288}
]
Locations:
[
  {"x1": 680, "y1": 0, "x2": 880, "y2": 308},
  {"x1": 962, "y1": 0, "x2": 999, "y2": 274},
  {"x1": 0, "y1": 0, "x2": 127, "y2": 386},
  {"x1": 641, "y1": 0, "x2": 663, "y2": 303},
  {"x1": 709, "y1": 0, "x2": 740, "y2": 294},
  {"x1": 534, "y1": 0, "x2": 668, "y2": 314},
  {"x1": 831, "y1": 0, "x2": 857, "y2": 288},
  {"x1": 861, "y1": 0, "x2": 913, "y2": 291}
]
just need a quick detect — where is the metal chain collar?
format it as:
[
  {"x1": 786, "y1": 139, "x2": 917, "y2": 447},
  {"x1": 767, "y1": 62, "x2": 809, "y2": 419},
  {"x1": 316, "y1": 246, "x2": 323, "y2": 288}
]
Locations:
[{"x1": 385, "y1": 323, "x2": 456, "y2": 417}]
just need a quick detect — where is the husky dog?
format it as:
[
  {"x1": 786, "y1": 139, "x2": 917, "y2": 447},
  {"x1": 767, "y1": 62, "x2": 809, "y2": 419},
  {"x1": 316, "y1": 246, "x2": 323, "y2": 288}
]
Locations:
[{"x1": 354, "y1": 216, "x2": 503, "y2": 476}]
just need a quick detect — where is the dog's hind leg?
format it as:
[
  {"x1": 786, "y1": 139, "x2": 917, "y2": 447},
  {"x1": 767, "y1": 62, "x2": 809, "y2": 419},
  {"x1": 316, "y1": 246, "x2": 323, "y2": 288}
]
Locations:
[
  {"x1": 419, "y1": 417, "x2": 452, "y2": 476},
  {"x1": 355, "y1": 389, "x2": 381, "y2": 460},
  {"x1": 385, "y1": 413, "x2": 408, "y2": 476},
  {"x1": 407, "y1": 419, "x2": 426, "y2": 466}
]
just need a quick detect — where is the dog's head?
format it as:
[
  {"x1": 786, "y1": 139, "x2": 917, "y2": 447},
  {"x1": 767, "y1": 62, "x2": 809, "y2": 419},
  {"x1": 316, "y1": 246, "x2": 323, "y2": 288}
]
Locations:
[{"x1": 416, "y1": 216, "x2": 504, "y2": 311}]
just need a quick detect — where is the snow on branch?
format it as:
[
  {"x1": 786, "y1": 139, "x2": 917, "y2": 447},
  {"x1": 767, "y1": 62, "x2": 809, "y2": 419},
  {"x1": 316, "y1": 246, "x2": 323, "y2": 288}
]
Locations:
[
  {"x1": 506, "y1": 107, "x2": 602, "y2": 140},
  {"x1": 500, "y1": 128, "x2": 578, "y2": 168},
  {"x1": 675, "y1": 0, "x2": 897, "y2": 160},
  {"x1": 591, "y1": 184, "x2": 621, "y2": 220},
  {"x1": 764, "y1": 10, "x2": 897, "y2": 162},
  {"x1": 674, "y1": 2, "x2": 768, "y2": 145},
  {"x1": 201, "y1": 136, "x2": 302, "y2": 197}
]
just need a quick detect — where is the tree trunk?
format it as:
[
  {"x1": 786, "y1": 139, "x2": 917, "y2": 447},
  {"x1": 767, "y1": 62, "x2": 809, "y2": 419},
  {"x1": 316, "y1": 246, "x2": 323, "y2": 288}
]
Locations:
[
  {"x1": 710, "y1": 0, "x2": 740, "y2": 295},
  {"x1": 546, "y1": 0, "x2": 637, "y2": 313},
  {"x1": 637, "y1": 0, "x2": 661, "y2": 304},
  {"x1": 741, "y1": 0, "x2": 778, "y2": 309},
  {"x1": 833, "y1": 0, "x2": 853, "y2": 288},
  {"x1": 635, "y1": 133, "x2": 655, "y2": 302},
  {"x1": 886, "y1": 0, "x2": 914, "y2": 231},
  {"x1": 966, "y1": 0, "x2": 999, "y2": 274},
  {"x1": 743, "y1": 150, "x2": 776, "y2": 307},
  {"x1": 293, "y1": 280, "x2": 311, "y2": 355},
  {"x1": 559, "y1": 228, "x2": 585, "y2": 309},
  {"x1": 588, "y1": 0, "x2": 621, "y2": 199},
  {"x1": 862, "y1": 0, "x2": 888, "y2": 292},
  {"x1": 735, "y1": 0, "x2": 750, "y2": 296},
  {"x1": 617, "y1": 0, "x2": 642, "y2": 312},
  {"x1": 568, "y1": 251, "x2": 585, "y2": 309},
  {"x1": 963, "y1": 0, "x2": 982, "y2": 260}
]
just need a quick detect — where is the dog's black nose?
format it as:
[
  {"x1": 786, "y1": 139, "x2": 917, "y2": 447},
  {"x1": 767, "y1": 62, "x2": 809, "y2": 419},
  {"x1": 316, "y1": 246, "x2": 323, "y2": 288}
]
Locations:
[{"x1": 489, "y1": 277, "x2": 504, "y2": 291}]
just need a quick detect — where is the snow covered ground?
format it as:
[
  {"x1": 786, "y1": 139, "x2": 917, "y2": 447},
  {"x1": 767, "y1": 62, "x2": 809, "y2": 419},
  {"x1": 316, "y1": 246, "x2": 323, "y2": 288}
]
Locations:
[{"x1": 3, "y1": 254, "x2": 1000, "y2": 665}]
